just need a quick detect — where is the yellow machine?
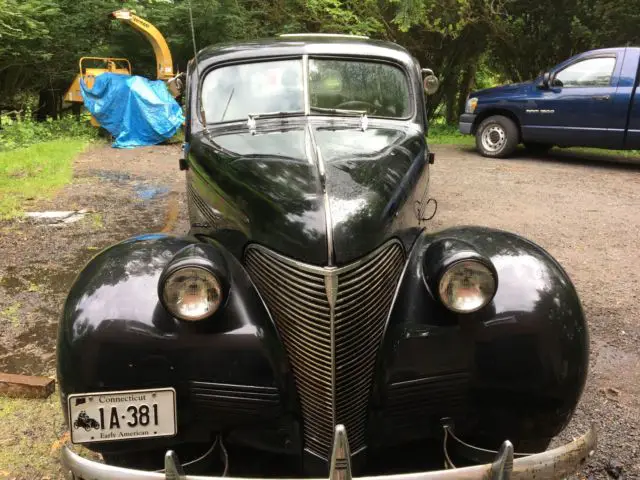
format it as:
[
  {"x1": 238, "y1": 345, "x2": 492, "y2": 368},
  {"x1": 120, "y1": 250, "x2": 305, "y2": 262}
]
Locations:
[{"x1": 63, "y1": 9, "x2": 182, "y2": 126}]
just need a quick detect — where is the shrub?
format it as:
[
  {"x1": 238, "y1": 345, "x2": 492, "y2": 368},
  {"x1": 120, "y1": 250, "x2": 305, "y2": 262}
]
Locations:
[{"x1": 0, "y1": 110, "x2": 99, "y2": 152}]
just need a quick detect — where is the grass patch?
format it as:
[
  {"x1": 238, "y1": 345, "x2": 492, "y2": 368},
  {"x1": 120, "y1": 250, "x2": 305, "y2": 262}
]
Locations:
[
  {"x1": 0, "y1": 139, "x2": 89, "y2": 220},
  {"x1": 427, "y1": 123, "x2": 474, "y2": 146},
  {"x1": 570, "y1": 146, "x2": 640, "y2": 159},
  {"x1": 1, "y1": 302, "x2": 21, "y2": 326},
  {"x1": 90, "y1": 212, "x2": 104, "y2": 230},
  {"x1": 0, "y1": 391, "x2": 103, "y2": 478},
  {"x1": 0, "y1": 392, "x2": 66, "y2": 478}
]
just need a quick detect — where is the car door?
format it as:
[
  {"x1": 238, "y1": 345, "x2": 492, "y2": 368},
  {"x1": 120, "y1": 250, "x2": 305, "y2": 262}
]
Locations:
[{"x1": 523, "y1": 53, "x2": 623, "y2": 148}]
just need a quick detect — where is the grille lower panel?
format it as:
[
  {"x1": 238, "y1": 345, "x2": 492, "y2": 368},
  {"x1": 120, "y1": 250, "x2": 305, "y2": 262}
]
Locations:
[
  {"x1": 245, "y1": 241, "x2": 405, "y2": 458},
  {"x1": 189, "y1": 382, "x2": 282, "y2": 423},
  {"x1": 380, "y1": 373, "x2": 470, "y2": 440}
]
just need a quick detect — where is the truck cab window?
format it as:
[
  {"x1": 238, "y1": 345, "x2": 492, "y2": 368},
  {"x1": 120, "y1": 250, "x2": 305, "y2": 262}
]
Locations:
[{"x1": 554, "y1": 57, "x2": 616, "y2": 88}]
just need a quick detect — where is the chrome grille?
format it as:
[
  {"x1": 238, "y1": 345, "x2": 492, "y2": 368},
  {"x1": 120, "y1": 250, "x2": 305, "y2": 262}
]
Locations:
[{"x1": 245, "y1": 240, "x2": 405, "y2": 458}]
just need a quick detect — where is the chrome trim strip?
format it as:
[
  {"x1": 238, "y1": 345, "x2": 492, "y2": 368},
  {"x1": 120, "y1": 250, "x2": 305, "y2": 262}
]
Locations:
[
  {"x1": 323, "y1": 187, "x2": 334, "y2": 266},
  {"x1": 305, "y1": 122, "x2": 333, "y2": 264},
  {"x1": 326, "y1": 268, "x2": 338, "y2": 429},
  {"x1": 523, "y1": 125, "x2": 615, "y2": 132},
  {"x1": 60, "y1": 425, "x2": 596, "y2": 480},
  {"x1": 305, "y1": 124, "x2": 315, "y2": 165},
  {"x1": 303, "y1": 54, "x2": 310, "y2": 115},
  {"x1": 307, "y1": 123, "x2": 326, "y2": 183}
]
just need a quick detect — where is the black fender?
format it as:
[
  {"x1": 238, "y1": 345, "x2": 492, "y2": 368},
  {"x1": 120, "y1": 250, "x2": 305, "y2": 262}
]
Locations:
[
  {"x1": 371, "y1": 226, "x2": 588, "y2": 450},
  {"x1": 56, "y1": 233, "x2": 300, "y2": 456}
]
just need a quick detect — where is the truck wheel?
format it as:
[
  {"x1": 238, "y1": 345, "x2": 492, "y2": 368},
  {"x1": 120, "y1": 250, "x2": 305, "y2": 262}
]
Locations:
[
  {"x1": 524, "y1": 142, "x2": 553, "y2": 155},
  {"x1": 476, "y1": 115, "x2": 519, "y2": 158}
]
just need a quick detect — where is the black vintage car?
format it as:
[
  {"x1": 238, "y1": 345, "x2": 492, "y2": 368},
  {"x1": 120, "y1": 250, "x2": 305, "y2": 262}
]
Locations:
[{"x1": 58, "y1": 35, "x2": 595, "y2": 479}]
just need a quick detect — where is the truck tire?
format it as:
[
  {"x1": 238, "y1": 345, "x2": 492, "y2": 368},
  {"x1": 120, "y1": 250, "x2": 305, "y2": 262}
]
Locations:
[
  {"x1": 475, "y1": 115, "x2": 519, "y2": 158},
  {"x1": 524, "y1": 142, "x2": 553, "y2": 155}
]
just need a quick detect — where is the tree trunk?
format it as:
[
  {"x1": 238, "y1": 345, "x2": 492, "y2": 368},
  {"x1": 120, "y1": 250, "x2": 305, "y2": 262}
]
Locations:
[
  {"x1": 445, "y1": 84, "x2": 458, "y2": 125},
  {"x1": 37, "y1": 88, "x2": 63, "y2": 122},
  {"x1": 456, "y1": 62, "x2": 477, "y2": 118}
]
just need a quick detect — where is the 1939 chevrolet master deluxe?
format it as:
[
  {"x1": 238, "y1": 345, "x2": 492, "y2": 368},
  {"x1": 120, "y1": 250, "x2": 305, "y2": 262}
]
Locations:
[{"x1": 57, "y1": 35, "x2": 595, "y2": 479}]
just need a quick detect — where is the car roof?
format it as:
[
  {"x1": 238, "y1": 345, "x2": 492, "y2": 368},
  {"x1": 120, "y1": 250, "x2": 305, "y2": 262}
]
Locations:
[{"x1": 194, "y1": 34, "x2": 417, "y2": 70}]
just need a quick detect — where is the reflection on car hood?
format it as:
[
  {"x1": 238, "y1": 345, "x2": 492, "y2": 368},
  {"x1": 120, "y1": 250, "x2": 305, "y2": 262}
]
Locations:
[
  {"x1": 471, "y1": 81, "x2": 533, "y2": 98},
  {"x1": 313, "y1": 124, "x2": 425, "y2": 264},
  {"x1": 194, "y1": 119, "x2": 426, "y2": 266}
]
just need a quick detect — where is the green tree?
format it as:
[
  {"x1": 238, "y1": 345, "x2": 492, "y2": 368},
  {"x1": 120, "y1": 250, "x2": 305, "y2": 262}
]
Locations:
[
  {"x1": 2, "y1": 0, "x2": 640, "y2": 123},
  {"x1": 0, "y1": 0, "x2": 59, "y2": 106}
]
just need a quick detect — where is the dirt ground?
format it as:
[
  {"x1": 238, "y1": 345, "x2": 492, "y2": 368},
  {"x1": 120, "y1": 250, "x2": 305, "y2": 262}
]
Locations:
[{"x1": 0, "y1": 142, "x2": 638, "y2": 478}]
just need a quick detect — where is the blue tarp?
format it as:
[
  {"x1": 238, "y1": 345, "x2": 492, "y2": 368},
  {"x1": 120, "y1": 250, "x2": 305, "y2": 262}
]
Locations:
[{"x1": 80, "y1": 73, "x2": 185, "y2": 149}]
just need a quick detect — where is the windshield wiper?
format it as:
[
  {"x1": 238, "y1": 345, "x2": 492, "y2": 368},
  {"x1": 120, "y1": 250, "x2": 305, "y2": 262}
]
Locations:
[
  {"x1": 309, "y1": 106, "x2": 369, "y2": 131},
  {"x1": 220, "y1": 88, "x2": 235, "y2": 122},
  {"x1": 309, "y1": 106, "x2": 367, "y2": 115},
  {"x1": 247, "y1": 111, "x2": 303, "y2": 132}
]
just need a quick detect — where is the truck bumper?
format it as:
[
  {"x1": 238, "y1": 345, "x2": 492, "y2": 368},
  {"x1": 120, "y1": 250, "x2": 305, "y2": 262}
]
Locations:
[
  {"x1": 61, "y1": 424, "x2": 596, "y2": 480},
  {"x1": 458, "y1": 114, "x2": 477, "y2": 135}
]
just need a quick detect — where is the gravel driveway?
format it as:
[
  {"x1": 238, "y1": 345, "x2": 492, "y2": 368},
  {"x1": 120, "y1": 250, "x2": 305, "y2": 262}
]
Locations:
[{"x1": 0, "y1": 143, "x2": 638, "y2": 478}]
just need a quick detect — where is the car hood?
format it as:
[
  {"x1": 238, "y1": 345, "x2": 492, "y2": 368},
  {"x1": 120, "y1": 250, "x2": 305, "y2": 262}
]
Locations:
[
  {"x1": 191, "y1": 120, "x2": 426, "y2": 266},
  {"x1": 313, "y1": 124, "x2": 425, "y2": 265},
  {"x1": 471, "y1": 80, "x2": 534, "y2": 98}
]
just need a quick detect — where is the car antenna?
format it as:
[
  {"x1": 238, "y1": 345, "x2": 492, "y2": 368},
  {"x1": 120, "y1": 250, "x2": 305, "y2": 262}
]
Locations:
[{"x1": 188, "y1": 0, "x2": 206, "y2": 124}]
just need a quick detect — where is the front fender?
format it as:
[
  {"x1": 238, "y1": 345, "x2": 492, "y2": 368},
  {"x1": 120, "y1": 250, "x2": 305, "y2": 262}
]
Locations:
[
  {"x1": 56, "y1": 233, "x2": 298, "y2": 455},
  {"x1": 372, "y1": 226, "x2": 589, "y2": 448}
]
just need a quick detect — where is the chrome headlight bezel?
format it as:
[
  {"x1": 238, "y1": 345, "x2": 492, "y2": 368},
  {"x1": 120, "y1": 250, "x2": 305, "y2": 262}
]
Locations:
[
  {"x1": 422, "y1": 239, "x2": 498, "y2": 314},
  {"x1": 437, "y1": 258, "x2": 497, "y2": 313},
  {"x1": 158, "y1": 244, "x2": 229, "y2": 322}
]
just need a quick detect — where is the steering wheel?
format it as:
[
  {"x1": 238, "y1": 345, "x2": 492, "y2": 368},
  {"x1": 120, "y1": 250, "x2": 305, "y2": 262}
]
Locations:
[{"x1": 334, "y1": 100, "x2": 376, "y2": 112}]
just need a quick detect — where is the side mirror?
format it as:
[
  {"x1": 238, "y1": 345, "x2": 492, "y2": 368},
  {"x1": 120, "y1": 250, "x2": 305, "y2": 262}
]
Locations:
[{"x1": 422, "y1": 68, "x2": 440, "y2": 95}]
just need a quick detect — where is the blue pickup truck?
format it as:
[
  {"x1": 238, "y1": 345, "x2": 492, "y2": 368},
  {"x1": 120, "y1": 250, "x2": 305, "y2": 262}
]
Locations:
[{"x1": 459, "y1": 47, "x2": 640, "y2": 157}]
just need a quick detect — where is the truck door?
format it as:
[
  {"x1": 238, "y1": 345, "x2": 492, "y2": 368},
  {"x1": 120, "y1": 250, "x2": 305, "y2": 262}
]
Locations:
[{"x1": 523, "y1": 52, "x2": 624, "y2": 148}]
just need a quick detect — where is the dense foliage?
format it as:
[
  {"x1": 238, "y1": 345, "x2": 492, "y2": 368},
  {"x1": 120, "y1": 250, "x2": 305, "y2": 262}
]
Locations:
[
  {"x1": 0, "y1": 112, "x2": 97, "y2": 151},
  {"x1": 1, "y1": 0, "x2": 639, "y2": 123}
]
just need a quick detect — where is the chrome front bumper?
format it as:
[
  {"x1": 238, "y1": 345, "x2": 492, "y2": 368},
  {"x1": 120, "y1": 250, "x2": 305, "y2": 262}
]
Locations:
[{"x1": 62, "y1": 424, "x2": 596, "y2": 480}]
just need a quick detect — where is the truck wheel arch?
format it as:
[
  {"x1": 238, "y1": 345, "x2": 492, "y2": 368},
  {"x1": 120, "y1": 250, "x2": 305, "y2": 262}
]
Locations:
[{"x1": 472, "y1": 109, "x2": 522, "y2": 140}]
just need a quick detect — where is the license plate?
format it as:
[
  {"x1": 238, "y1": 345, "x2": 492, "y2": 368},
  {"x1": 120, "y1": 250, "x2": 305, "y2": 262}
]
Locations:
[{"x1": 67, "y1": 388, "x2": 177, "y2": 444}]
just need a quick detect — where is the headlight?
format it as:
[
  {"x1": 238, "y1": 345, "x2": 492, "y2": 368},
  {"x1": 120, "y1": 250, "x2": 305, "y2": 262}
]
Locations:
[
  {"x1": 465, "y1": 97, "x2": 478, "y2": 114},
  {"x1": 161, "y1": 266, "x2": 223, "y2": 321},
  {"x1": 438, "y1": 260, "x2": 496, "y2": 313}
]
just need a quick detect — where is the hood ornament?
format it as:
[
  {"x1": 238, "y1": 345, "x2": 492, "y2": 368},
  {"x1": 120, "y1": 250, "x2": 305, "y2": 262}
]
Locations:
[
  {"x1": 360, "y1": 113, "x2": 368, "y2": 132},
  {"x1": 247, "y1": 114, "x2": 257, "y2": 134}
]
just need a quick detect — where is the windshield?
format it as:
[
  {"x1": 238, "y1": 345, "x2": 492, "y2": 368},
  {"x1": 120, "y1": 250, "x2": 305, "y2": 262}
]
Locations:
[
  {"x1": 200, "y1": 58, "x2": 410, "y2": 123},
  {"x1": 308, "y1": 59, "x2": 410, "y2": 117},
  {"x1": 201, "y1": 60, "x2": 304, "y2": 123}
]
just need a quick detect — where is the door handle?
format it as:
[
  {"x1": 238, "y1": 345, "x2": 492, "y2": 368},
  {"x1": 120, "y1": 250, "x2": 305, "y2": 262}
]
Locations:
[{"x1": 592, "y1": 95, "x2": 610, "y2": 101}]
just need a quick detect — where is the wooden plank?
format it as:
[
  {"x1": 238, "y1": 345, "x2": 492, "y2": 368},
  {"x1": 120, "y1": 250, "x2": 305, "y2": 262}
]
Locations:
[{"x1": 0, "y1": 372, "x2": 55, "y2": 399}]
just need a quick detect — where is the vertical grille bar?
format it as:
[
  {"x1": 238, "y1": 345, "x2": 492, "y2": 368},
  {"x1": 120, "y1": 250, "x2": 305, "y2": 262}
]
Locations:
[{"x1": 245, "y1": 240, "x2": 405, "y2": 459}]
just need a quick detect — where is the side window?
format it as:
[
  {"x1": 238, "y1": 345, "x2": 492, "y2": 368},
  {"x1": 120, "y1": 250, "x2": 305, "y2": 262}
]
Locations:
[{"x1": 554, "y1": 57, "x2": 616, "y2": 88}]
